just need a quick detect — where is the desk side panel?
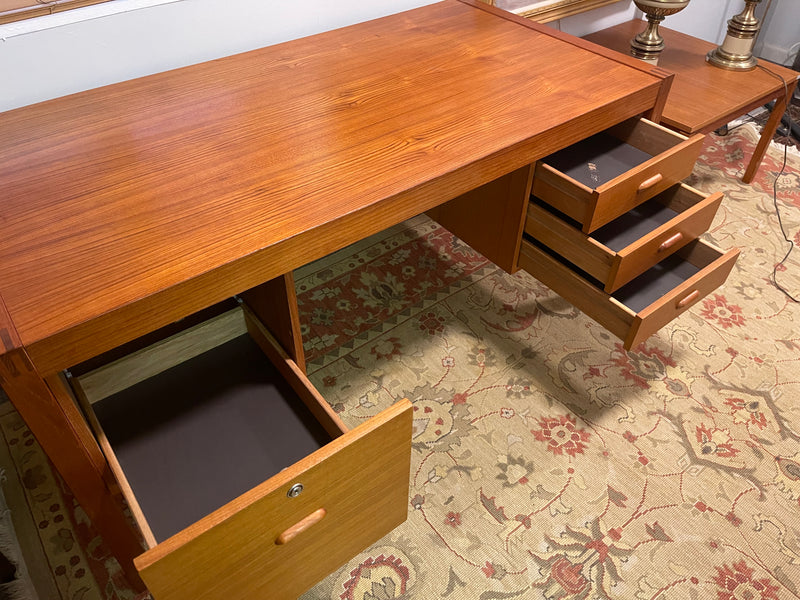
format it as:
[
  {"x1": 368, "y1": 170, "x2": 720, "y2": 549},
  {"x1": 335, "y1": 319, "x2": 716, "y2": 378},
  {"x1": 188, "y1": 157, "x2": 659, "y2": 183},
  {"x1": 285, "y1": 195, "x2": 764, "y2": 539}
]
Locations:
[{"x1": 0, "y1": 351, "x2": 147, "y2": 590}]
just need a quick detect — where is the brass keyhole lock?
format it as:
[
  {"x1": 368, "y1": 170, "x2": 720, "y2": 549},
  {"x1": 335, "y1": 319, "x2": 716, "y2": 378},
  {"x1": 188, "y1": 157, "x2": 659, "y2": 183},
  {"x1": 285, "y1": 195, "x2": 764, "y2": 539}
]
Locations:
[{"x1": 287, "y1": 483, "x2": 304, "y2": 498}]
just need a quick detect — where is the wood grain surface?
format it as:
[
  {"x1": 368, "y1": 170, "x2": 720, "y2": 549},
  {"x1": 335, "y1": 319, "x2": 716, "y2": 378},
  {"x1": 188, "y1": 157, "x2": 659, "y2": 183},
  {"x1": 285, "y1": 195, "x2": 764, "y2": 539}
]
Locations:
[{"x1": 0, "y1": 0, "x2": 667, "y2": 375}]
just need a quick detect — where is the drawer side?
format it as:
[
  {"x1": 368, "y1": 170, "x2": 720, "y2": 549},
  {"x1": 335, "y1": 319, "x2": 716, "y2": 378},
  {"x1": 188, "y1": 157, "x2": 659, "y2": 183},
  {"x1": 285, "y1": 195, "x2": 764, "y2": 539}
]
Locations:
[
  {"x1": 524, "y1": 200, "x2": 614, "y2": 282},
  {"x1": 532, "y1": 163, "x2": 594, "y2": 223},
  {"x1": 518, "y1": 239, "x2": 635, "y2": 341}
]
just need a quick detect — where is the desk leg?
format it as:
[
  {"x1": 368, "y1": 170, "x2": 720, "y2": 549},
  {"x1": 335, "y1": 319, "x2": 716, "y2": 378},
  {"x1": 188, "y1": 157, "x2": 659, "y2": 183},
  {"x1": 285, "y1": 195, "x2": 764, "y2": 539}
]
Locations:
[
  {"x1": 0, "y1": 349, "x2": 146, "y2": 592},
  {"x1": 426, "y1": 164, "x2": 535, "y2": 273},
  {"x1": 743, "y1": 80, "x2": 798, "y2": 183},
  {"x1": 240, "y1": 273, "x2": 306, "y2": 373}
]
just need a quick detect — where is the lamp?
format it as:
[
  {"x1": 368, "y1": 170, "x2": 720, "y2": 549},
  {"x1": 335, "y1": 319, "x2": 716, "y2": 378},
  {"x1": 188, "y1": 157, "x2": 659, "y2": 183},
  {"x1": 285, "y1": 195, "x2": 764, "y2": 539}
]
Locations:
[
  {"x1": 630, "y1": 0, "x2": 691, "y2": 65},
  {"x1": 706, "y1": 0, "x2": 763, "y2": 71}
]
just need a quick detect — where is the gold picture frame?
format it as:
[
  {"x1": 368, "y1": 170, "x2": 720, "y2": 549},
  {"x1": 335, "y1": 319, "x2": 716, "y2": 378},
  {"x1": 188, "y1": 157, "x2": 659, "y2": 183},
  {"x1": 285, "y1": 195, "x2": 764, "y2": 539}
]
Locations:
[{"x1": 484, "y1": 0, "x2": 625, "y2": 23}]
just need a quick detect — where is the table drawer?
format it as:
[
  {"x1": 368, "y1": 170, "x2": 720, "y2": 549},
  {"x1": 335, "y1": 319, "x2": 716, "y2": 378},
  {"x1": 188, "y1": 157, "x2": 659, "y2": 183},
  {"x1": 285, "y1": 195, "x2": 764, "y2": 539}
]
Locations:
[
  {"x1": 532, "y1": 117, "x2": 704, "y2": 233},
  {"x1": 518, "y1": 238, "x2": 739, "y2": 350},
  {"x1": 525, "y1": 184, "x2": 724, "y2": 293},
  {"x1": 70, "y1": 304, "x2": 413, "y2": 600}
]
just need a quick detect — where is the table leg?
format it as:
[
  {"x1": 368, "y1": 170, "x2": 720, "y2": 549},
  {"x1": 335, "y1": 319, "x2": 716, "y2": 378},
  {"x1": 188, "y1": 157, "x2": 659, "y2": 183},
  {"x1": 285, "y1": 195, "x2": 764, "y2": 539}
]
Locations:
[
  {"x1": 426, "y1": 164, "x2": 534, "y2": 273},
  {"x1": 743, "y1": 80, "x2": 798, "y2": 183},
  {"x1": 0, "y1": 349, "x2": 146, "y2": 592}
]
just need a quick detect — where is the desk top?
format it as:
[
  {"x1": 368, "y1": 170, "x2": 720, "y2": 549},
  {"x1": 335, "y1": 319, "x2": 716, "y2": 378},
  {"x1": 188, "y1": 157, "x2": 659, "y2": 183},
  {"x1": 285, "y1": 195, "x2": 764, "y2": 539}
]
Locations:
[
  {"x1": 0, "y1": 0, "x2": 668, "y2": 373},
  {"x1": 585, "y1": 20, "x2": 800, "y2": 134}
]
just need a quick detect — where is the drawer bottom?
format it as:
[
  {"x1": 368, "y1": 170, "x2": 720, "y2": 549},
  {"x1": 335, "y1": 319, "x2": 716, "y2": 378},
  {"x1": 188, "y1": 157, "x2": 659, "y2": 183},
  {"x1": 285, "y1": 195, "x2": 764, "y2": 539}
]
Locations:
[
  {"x1": 519, "y1": 237, "x2": 739, "y2": 349},
  {"x1": 92, "y1": 334, "x2": 332, "y2": 543}
]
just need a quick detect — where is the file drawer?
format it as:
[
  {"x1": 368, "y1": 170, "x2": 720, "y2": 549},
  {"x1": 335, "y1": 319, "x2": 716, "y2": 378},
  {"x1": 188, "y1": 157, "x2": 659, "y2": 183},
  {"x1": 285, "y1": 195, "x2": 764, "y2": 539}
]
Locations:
[
  {"x1": 518, "y1": 238, "x2": 739, "y2": 350},
  {"x1": 532, "y1": 117, "x2": 704, "y2": 233},
  {"x1": 69, "y1": 304, "x2": 413, "y2": 600},
  {"x1": 525, "y1": 184, "x2": 723, "y2": 292}
]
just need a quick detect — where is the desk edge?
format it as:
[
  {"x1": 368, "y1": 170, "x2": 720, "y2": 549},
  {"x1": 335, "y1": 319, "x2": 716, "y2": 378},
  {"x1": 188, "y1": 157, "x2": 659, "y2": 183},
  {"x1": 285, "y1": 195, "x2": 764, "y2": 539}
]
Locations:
[{"x1": 0, "y1": 292, "x2": 22, "y2": 355}]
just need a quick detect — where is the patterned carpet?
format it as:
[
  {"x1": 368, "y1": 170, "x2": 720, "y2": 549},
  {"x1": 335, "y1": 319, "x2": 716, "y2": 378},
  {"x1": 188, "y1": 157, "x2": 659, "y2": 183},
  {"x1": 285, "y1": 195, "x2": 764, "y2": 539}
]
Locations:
[{"x1": 1, "y1": 123, "x2": 800, "y2": 600}]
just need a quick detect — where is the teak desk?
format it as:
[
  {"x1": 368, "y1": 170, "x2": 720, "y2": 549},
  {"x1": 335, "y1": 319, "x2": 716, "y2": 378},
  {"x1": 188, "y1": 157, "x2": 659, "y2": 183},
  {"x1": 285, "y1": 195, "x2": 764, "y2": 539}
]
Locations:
[
  {"x1": 0, "y1": 1, "x2": 674, "y2": 597},
  {"x1": 585, "y1": 20, "x2": 800, "y2": 183}
]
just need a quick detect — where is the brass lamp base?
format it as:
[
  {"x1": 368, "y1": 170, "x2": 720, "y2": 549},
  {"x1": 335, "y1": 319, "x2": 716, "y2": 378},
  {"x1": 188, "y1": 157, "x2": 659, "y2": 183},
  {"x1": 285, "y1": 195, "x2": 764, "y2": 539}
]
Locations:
[
  {"x1": 706, "y1": 46, "x2": 758, "y2": 71},
  {"x1": 630, "y1": 1, "x2": 691, "y2": 65},
  {"x1": 630, "y1": 14, "x2": 665, "y2": 64},
  {"x1": 706, "y1": 0, "x2": 762, "y2": 71}
]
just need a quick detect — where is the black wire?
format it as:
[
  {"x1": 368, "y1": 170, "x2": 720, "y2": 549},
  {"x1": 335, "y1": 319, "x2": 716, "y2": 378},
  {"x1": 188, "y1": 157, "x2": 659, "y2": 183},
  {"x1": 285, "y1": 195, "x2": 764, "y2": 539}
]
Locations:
[
  {"x1": 717, "y1": 113, "x2": 761, "y2": 135},
  {"x1": 754, "y1": 64, "x2": 799, "y2": 302}
]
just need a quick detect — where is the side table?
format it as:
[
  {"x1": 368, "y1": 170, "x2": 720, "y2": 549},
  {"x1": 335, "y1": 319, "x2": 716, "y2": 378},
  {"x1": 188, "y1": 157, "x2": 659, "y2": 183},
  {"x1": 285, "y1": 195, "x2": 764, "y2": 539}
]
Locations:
[{"x1": 585, "y1": 20, "x2": 799, "y2": 183}]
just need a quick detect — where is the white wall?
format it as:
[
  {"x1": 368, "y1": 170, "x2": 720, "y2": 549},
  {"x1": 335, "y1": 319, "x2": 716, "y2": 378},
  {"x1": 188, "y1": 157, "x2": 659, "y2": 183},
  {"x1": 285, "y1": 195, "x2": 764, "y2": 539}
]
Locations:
[
  {"x1": 654, "y1": 0, "x2": 739, "y2": 45},
  {"x1": 755, "y1": 0, "x2": 800, "y2": 67},
  {"x1": 559, "y1": 0, "x2": 637, "y2": 37},
  {"x1": 0, "y1": 0, "x2": 439, "y2": 111},
  {"x1": 0, "y1": 0, "x2": 797, "y2": 112},
  {"x1": 636, "y1": 0, "x2": 799, "y2": 65}
]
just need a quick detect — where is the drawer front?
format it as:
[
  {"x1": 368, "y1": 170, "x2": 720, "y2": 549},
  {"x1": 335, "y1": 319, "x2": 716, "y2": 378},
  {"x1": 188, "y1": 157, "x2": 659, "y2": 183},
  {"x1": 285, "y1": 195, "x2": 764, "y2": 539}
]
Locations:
[
  {"x1": 626, "y1": 241, "x2": 739, "y2": 348},
  {"x1": 525, "y1": 186, "x2": 723, "y2": 293},
  {"x1": 532, "y1": 118, "x2": 705, "y2": 233},
  {"x1": 609, "y1": 188, "x2": 723, "y2": 293},
  {"x1": 524, "y1": 200, "x2": 615, "y2": 285},
  {"x1": 518, "y1": 239, "x2": 739, "y2": 350},
  {"x1": 134, "y1": 399, "x2": 413, "y2": 600}
]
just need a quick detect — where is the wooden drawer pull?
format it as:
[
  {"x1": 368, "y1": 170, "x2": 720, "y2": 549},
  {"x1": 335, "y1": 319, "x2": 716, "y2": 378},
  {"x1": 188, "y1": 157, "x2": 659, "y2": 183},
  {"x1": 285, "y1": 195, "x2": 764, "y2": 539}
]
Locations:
[
  {"x1": 676, "y1": 290, "x2": 700, "y2": 309},
  {"x1": 276, "y1": 508, "x2": 327, "y2": 545},
  {"x1": 637, "y1": 173, "x2": 663, "y2": 192},
  {"x1": 658, "y1": 232, "x2": 684, "y2": 253}
]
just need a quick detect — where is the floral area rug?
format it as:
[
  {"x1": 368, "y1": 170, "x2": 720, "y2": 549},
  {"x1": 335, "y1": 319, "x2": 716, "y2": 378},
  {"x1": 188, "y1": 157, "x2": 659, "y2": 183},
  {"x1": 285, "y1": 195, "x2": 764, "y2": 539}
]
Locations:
[
  {"x1": 0, "y1": 123, "x2": 799, "y2": 600},
  {"x1": 299, "y1": 123, "x2": 800, "y2": 600}
]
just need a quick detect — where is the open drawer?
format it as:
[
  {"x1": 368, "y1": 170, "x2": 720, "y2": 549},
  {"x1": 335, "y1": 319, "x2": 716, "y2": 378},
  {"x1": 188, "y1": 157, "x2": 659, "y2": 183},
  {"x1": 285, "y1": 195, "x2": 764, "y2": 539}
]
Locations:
[
  {"x1": 532, "y1": 117, "x2": 704, "y2": 233},
  {"x1": 69, "y1": 303, "x2": 413, "y2": 600},
  {"x1": 525, "y1": 184, "x2": 724, "y2": 293},
  {"x1": 518, "y1": 237, "x2": 739, "y2": 350}
]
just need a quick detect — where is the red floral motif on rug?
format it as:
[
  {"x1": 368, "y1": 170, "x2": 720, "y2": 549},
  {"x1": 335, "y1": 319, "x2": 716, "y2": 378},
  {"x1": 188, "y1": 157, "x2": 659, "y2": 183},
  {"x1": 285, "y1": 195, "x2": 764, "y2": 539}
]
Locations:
[
  {"x1": 531, "y1": 414, "x2": 591, "y2": 457},
  {"x1": 296, "y1": 225, "x2": 489, "y2": 363},
  {"x1": 713, "y1": 561, "x2": 781, "y2": 600}
]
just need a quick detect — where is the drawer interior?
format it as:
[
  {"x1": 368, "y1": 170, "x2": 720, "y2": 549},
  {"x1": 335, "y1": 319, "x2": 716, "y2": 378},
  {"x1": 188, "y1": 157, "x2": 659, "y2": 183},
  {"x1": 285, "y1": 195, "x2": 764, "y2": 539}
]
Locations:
[
  {"x1": 531, "y1": 182, "x2": 714, "y2": 254},
  {"x1": 69, "y1": 300, "x2": 347, "y2": 549},
  {"x1": 541, "y1": 131, "x2": 653, "y2": 188},
  {"x1": 91, "y1": 333, "x2": 332, "y2": 544},
  {"x1": 590, "y1": 198, "x2": 680, "y2": 252},
  {"x1": 539, "y1": 117, "x2": 686, "y2": 190},
  {"x1": 525, "y1": 236, "x2": 706, "y2": 311},
  {"x1": 530, "y1": 193, "x2": 679, "y2": 253},
  {"x1": 611, "y1": 253, "x2": 701, "y2": 312}
]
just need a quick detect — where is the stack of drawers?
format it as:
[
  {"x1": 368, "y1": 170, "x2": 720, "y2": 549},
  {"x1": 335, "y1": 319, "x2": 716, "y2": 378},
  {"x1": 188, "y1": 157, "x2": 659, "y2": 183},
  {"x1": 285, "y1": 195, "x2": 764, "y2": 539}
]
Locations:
[{"x1": 518, "y1": 117, "x2": 740, "y2": 350}]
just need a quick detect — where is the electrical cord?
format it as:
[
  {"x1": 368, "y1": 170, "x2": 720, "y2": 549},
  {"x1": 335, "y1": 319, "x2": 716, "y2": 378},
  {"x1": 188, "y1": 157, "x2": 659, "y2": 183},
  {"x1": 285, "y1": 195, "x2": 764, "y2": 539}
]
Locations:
[
  {"x1": 754, "y1": 64, "x2": 800, "y2": 301},
  {"x1": 717, "y1": 113, "x2": 761, "y2": 136}
]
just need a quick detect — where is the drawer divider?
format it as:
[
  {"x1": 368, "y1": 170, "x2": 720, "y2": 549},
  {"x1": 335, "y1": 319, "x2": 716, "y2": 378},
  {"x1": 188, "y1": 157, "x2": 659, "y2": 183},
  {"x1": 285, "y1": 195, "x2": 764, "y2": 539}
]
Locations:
[{"x1": 241, "y1": 303, "x2": 348, "y2": 438}]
